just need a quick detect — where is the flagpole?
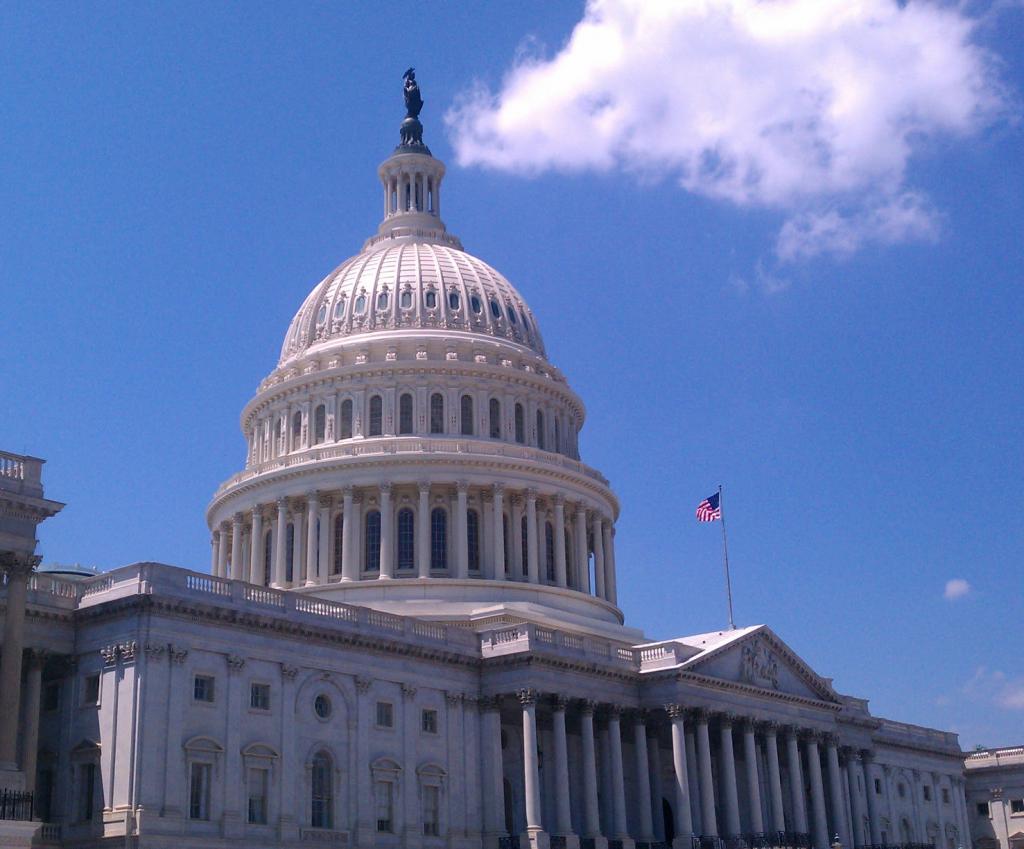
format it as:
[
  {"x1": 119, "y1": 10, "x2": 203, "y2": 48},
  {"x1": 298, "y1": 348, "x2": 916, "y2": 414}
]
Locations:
[{"x1": 719, "y1": 484, "x2": 736, "y2": 630}]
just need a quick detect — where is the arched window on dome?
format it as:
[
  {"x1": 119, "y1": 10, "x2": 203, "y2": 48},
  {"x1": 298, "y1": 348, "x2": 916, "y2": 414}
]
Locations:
[
  {"x1": 310, "y1": 750, "x2": 333, "y2": 829},
  {"x1": 470, "y1": 294, "x2": 482, "y2": 315},
  {"x1": 316, "y1": 304, "x2": 327, "y2": 325},
  {"x1": 314, "y1": 405, "x2": 326, "y2": 445},
  {"x1": 489, "y1": 299, "x2": 501, "y2": 319},
  {"x1": 544, "y1": 522, "x2": 555, "y2": 583},
  {"x1": 430, "y1": 508, "x2": 447, "y2": 570},
  {"x1": 364, "y1": 511, "x2": 381, "y2": 573},
  {"x1": 292, "y1": 411, "x2": 302, "y2": 448},
  {"x1": 400, "y1": 289, "x2": 412, "y2": 310},
  {"x1": 467, "y1": 510, "x2": 480, "y2": 572},
  {"x1": 429, "y1": 393, "x2": 444, "y2": 434},
  {"x1": 263, "y1": 529, "x2": 273, "y2": 587},
  {"x1": 376, "y1": 292, "x2": 389, "y2": 311},
  {"x1": 354, "y1": 294, "x2": 367, "y2": 315},
  {"x1": 514, "y1": 404, "x2": 525, "y2": 444},
  {"x1": 507, "y1": 305, "x2": 517, "y2": 325},
  {"x1": 448, "y1": 291, "x2": 460, "y2": 311},
  {"x1": 332, "y1": 514, "x2": 343, "y2": 576},
  {"x1": 536, "y1": 410, "x2": 545, "y2": 450},
  {"x1": 520, "y1": 516, "x2": 529, "y2": 577},
  {"x1": 399, "y1": 393, "x2": 413, "y2": 435},
  {"x1": 286, "y1": 523, "x2": 295, "y2": 584},
  {"x1": 339, "y1": 399, "x2": 353, "y2": 440},
  {"x1": 460, "y1": 395, "x2": 474, "y2": 436},
  {"x1": 368, "y1": 396, "x2": 383, "y2": 437},
  {"x1": 564, "y1": 528, "x2": 575, "y2": 588},
  {"x1": 397, "y1": 508, "x2": 415, "y2": 571},
  {"x1": 425, "y1": 290, "x2": 437, "y2": 310},
  {"x1": 553, "y1": 418, "x2": 561, "y2": 455},
  {"x1": 334, "y1": 296, "x2": 346, "y2": 318},
  {"x1": 488, "y1": 398, "x2": 501, "y2": 439}
]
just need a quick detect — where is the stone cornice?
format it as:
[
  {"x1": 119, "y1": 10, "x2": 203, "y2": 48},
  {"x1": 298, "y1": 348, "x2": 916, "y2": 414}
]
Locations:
[
  {"x1": 479, "y1": 647, "x2": 640, "y2": 686},
  {"x1": 670, "y1": 670, "x2": 843, "y2": 712}
]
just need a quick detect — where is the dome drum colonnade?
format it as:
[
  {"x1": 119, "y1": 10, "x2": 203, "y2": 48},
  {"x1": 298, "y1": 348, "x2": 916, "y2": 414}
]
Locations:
[
  {"x1": 207, "y1": 118, "x2": 621, "y2": 621},
  {"x1": 482, "y1": 693, "x2": 956, "y2": 849}
]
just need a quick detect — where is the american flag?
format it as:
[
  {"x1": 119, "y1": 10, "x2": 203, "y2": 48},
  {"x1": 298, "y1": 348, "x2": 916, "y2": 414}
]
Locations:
[{"x1": 695, "y1": 492, "x2": 721, "y2": 522}]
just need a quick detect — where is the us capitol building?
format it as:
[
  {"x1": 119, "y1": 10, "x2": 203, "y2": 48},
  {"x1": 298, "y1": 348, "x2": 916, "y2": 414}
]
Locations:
[{"x1": 0, "y1": 78, "x2": 1009, "y2": 849}]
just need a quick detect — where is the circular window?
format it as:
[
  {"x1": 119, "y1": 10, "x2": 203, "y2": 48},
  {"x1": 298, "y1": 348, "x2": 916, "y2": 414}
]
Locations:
[{"x1": 314, "y1": 694, "x2": 332, "y2": 720}]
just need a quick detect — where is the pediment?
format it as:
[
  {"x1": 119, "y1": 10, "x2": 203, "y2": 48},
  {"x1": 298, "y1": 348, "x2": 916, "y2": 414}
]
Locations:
[{"x1": 681, "y1": 626, "x2": 839, "y2": 703}]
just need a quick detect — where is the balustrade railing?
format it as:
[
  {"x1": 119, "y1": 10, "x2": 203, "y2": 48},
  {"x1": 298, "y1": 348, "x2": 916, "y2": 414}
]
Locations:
[{"x1": 0, "y1": 789, "x2": 33, "y2": 821}]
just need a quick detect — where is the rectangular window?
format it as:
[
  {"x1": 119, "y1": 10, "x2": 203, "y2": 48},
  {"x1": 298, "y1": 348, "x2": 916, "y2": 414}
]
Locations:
[
  {"x1": 422, "y1": 784, "x2": 440, "y2": 836},
  {"x1": 977, "y1": 802, "x2": 990, "y2": 817},
  {"x1": 376, "y1": 780, "x2": 393, "y2": 832},
  {"x1": 376, "y1": 701, "x2": 394, "y2": 728},
  {"x1": 78, "y1": 762, "x2": 96, "y2": 821},
  {"x1": 250, "y1": 682, "x2": 270, "y2": 711},
  {"x1": 874, "y1": 778, "x2": 882, "y2": 795},
  {"x1": 83, "y1": 674, "x2": 100, "y2": 706},
  {"x1": 43, "y1": 681, "x2": 60, "y2": 712},
  {"x1": 924, "y1": 785, "x2": 932, "y2": 802},
  {"x1": 1011, "y1": 799, "x2": 1024, "y2": 815},
  {"x1": 942, "y1": 788, "x2": 951, "y2": 804},
  {"x1": 247, "y1": 767, "x2": 269, "y2": 824},
  {"x1": 194, "y1": 675, "x2": 215, "y2": 703},
  {"x1": 189, "y1": 762, "x2": 211, "y2": 820},
  {"x1": 421, "y1": 709, "x2": 438, "y2": 734}
]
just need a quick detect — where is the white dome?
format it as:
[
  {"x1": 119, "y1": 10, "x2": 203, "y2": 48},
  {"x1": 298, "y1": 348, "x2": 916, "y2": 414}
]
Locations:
[{"x1": 279, "y1": 241, "x2": 546, "y2": 367}]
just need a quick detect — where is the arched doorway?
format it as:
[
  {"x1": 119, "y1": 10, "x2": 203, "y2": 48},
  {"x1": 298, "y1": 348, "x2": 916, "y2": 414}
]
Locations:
[{"x1": 663, "y1": 798, "x2": 676, "y2": 843}]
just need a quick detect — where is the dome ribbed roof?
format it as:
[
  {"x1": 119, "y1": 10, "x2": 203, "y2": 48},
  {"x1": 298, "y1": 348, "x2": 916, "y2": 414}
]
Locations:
[{"x1": 279, "y1": 241, "x2": 546, "y2": 366}]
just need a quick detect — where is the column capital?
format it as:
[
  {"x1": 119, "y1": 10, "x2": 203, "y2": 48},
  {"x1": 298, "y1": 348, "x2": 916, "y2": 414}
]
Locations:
[
  {"x1": 418, "y1": 480, "x2": 431, "y2": 495},
  {"x1": 510, "y1": 494, "x2": 523, "y2": 508},
  {"x1": 578, "y1": 698, "x2": 598, "y2": 715},
  {"x1": 800, "y1": 728, "x2": 822, "y2": 743},
  {"x1": 631, "y1": 708, "x2": 649, "y2": 726},
  {"x1": 550, "y1": 694, "x2": 570, "y2": 711},
  {"x1": 603, "y1": 703, "x2": 623, "y2": 719},
  {"x1": 525, "y1": 487, "x2": 537, "y2": 503},
  {"x1": 251, "y1": 504, "x2": 262, "y2": 519},
  {"x1": 233, "y1": 511, "x2": 245, "y2": 523},
  {"x1": 276, "y1": 495, "x2": 289, "y2": 509},
  {"x1": 25, "y1": 648, "x2": 49, "y2": 669},
  {"x1": 716, "y1": 710, "x2": 737, "y2": 728},
  {"x1": 318, "y1": 493, "x2": 333, "y2": 509},
  {"x1": 841, "y1": 745, "x2": 859, "y2": 761},
  {"x1": 342, "y1": 485, "x2": 355, "y2": 499},
  {"x1": 492, "y1": 482, "x2": 505, "y2": 496},
  {"x1": 219, "y1": 519, "x2": 231, "y2": 531},
  {"x1": 664, "y1": 702, "x2": 686, "y2": 719},
  {"x1": 575, "y1": 503, "x2": 587, "y2": 517},
  {"x1": 401, "y1": 683, "x2": 417, "y2": 701},
  {"x1": 281, "y1": 663, "x2": 300, "y2": 680},
  {"x1": 0, "y1": 552, "x2": 41, "y2": 577},
  {"x1": 741, "y1": 717, "x2": 759, "y2": 733},
  {"x1": 517, "y1": 688, "x2": 537, "y2": 706},
  {"x1": 760, "y1": 719, "x2": 781, "y2": 735},
  {"x1": 479, "y1": 695, "x2": 502, "y2": 712},
  {"x1": 823, "y1": 731, "x2": 840, "y2": 747},
  {"x1": 859, "y1": 747, "x2": 875, "y2": 762},
  {"x1": 782, "y1": 723, "x2": 802, "y2": 739},
  {"x1": 379, "y1": 481, "x2": 393, "y2": 495},
  {"x1": 688, "y1": 706, "x2": 711, "y2": 723},
  {"x1": 305, "y1": 491, "x2": 318, "y2": 504},
  {"x1": 553, "y1": 493, "x2": 565, "y2": 507},
  {"x1": 456, "y1": 480, "x2": 469, "y2": 494}
]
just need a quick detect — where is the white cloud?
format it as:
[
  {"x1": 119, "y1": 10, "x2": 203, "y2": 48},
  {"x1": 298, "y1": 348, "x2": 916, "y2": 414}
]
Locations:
[
  {"x1": 446, "y1": 0, "x2": 1009, "y2": 262},
  {"x1": 943, "y1": 577, "x2": 971, "y2": 600},
  {"x1": 963, "y1": 666, "x2": 1024, "y2": 711}
]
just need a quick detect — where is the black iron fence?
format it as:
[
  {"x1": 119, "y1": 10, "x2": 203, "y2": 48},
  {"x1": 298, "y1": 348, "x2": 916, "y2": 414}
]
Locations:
[{"x1": 0, "y1": 789, "x2": 33, "y2": 822}]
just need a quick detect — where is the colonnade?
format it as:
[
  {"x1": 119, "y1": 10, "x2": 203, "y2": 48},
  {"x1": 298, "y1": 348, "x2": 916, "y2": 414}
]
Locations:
[
  {"x1": 481, "y1": 697, "x2": 959, "y2": 849},
  {"x1": 210, "y1": 483, "x2": 618, "y2": 604}
]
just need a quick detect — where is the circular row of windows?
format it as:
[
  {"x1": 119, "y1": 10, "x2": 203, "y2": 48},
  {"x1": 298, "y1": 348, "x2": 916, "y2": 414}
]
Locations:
[{"x1": 315, "y1": 290, "x2": 534, "y2": 335}]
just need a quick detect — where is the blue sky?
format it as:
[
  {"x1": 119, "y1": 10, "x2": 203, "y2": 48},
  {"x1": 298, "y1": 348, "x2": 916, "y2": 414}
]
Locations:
[{"x1": 2, "y1": 2, "x2": 1021, "y2": 748}]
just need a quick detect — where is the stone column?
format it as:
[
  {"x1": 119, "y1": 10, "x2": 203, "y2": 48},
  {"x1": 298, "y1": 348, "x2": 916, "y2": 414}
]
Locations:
[
  {"x1": 603, "y1": 523, "x2": 617, "y2": 605},
  {"x1": 519, "y1": 690, "x2": 548, "y2": 849},
  {"x1": 510, "y1": 495, "x2": 524, "y2": 581},
  {"x1": 210, "y1": 531, "x2": 218, "y2": 574},
  {"x1": 826, "y1": 736, "x2": 850, "y2": 848},
  {"x1": 216, "y1": 522, "x2": 229, "y2": 578},
  {"x1": 553, "y1": 496, "x2": 567, "y2": 587},
  {"x1": 606, "y1": 708, "x2": 630, "y2": 842},
  {"x1": 304, "y1": 494, "x2": 318, "y2": 585},
  {"x1": 379, "y1": 483, "x2": 394, "y2": 579},
  {"x1": 743, "y1": 719, "x2": 765, "y2": 834},
  {"x1": 229, "y1": 513, "x2": 243, "y2": 580},
  {"x1": 593, "y1": 517, "x2": 606, "y2": 599},
  {"x1": 417, "y1": 482, "x2": 431, "y2": 578},
  {"x1": 667, "y1": 705, "x2": 695, "y2": 842},
  {"x1": 340, "y1": 489, "x2": 356, "y2": 581},
  {"x1": 634, "y1": 712, "x2": 655, "y2": 841},
  {"x1": 847, "y1": 750, "x2": 867, "y2": 847},
  {"x1": 804, "y1": 734, "x2": 829, "y2": 849},
  {"x1": 694, "y1": 709, "x2": 719, "y2": 837},
  {"x1": 551, "y1": 697, "x2": 576, "y2": 843},
  {"x1": 526, "y1": 489, "x2": 540, "y2": 584},
  {"x1": 686, "y1": 730, "x2": 703, "y2": 835},
  {"x1": 649, "y1": 726, "x2": 665, "y2": 841},
  {"x1": 21, "y1": 649, "x2": 46, "y2": 793},
  {"x1": 763, "y1": 722, "x2": 787, "y2": 834},
  {"x1": 273, "y1": 497, "x2": 287, "y2": 587},
  {"x1": 317, "y1": 495, "x2": 331, "y2": 584},
  {"x1": 574, "y1": 506, "x2": 588, "y2": 591},
  {"x1": 579, "y1": 701, "x2": 605, "y2": 845},
  {"x1": 456, "y1": 482, "x2": 469, "y2": 579},
  {"x1": 786, "y1": 727, "x2": 809, "y2": 835},
  {"x1": 481, "y1": 697, "x2": 506, "y2": 844},
  {"x1": 718, "y1": 714, "x2": 742, "y2": 837},
  {"x1": 0, "y1": 553, "x2": 37, "y2": 773},
  {"x1": 291, "y1": 502, "x2": 304, "y2": 585},
  {"x1": 860, "y1": 752, "x2": 882, "y2": 844},
  {"x1": 249, "y1": 506, "x2": 264, "y2": 584},
  {"x1": 493, "y1": 484, "x2": 506, "y2": 580}
]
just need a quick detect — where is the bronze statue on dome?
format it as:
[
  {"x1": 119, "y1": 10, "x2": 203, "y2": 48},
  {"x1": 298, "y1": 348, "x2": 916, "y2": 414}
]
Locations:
[{"x1": 399, "y1": 68, "x2": 427, "y2": 150}]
